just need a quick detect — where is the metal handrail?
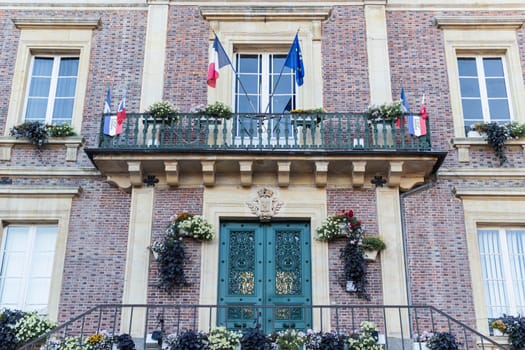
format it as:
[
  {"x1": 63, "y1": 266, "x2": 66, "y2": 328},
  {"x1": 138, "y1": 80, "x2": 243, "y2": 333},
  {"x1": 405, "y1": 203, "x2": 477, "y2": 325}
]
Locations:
[
  {"x1": 20, "y1": 304, "x2": 505, "y2": 350},
  {"x1": 96, "y1": 112, "x2": 432, "y2": 151}
]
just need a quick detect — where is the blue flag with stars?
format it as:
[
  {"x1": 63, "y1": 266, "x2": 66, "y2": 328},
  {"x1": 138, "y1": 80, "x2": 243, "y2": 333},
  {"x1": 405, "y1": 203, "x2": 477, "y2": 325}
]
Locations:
[{"x1": 284, "y1": 34, "x2": 305, "y2": 86}]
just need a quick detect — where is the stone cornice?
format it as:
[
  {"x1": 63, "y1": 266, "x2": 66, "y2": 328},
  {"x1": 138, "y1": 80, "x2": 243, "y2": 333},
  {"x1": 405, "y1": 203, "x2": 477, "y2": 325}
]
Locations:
[
  {"x1": 12, "y1": 17, "x2": 101, "y2": 29},
  {"x1": 454, "y1": 187, "x2": 525, "y2": 198},
  {"x1": 200, "y1": 5, "x2": 332, "y2": 21},
  {"x1": 0, "y1": 186, "x2": 81, "y2": 197},
  {"x1": 0, "y1": 166, "x2": 100, "y2": 177},
  {"x1": 439, "y1": 168, "x2": 525, "y2": 178},
  {"x1": 433, "y1": 16, "x2": 525, "y2": 30}
]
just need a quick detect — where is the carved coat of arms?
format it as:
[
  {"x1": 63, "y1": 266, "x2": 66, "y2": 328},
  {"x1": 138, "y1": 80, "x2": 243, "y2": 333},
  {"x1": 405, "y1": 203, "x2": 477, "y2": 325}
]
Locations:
[{"x1": 246, "y1": 187, "x2": 283, "y2": 222}]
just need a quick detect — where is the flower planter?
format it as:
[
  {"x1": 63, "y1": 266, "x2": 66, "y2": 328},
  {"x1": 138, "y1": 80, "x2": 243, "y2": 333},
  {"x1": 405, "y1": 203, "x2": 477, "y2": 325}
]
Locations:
[
  {"x1": 413, "y1": 342, "x2": 429, "y2": 350},
  {"x1": 467, "y1": 130, "x2": 486, "y2": 138},
  {"x1": 363, "y1": 249, "x2": 379, "y2": 261}
]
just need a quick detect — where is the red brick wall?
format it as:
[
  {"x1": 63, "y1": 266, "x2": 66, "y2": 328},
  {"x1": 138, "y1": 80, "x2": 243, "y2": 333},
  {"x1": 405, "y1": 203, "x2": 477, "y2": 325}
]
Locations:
[
  {"x1": 147, "y1": 187, "x2": 204, "y2": 305},
  {"x1": 326, "y1": 188, "x2": 383, "y2": 304}
]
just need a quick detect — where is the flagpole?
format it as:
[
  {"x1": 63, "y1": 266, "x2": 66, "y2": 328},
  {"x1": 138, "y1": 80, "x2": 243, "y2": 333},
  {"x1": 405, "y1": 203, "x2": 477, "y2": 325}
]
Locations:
[
  {"x1": 263, "y1": 29, "x2": 301, "y2": 114},
  {"x1": 212, "y1": 31, "x2": 257, "y2": 113}
]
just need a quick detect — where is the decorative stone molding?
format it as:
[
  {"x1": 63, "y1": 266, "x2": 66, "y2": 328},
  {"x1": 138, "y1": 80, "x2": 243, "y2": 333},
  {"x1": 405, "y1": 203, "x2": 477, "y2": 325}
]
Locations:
[
  {"x1": 454, "y1": 187, "x2": 525, "y2": 198},
  {"x1": 314, "y1": 161, "x2": 329, "y2": 188},
  {"x1": 239, "y1": 161, "x2": 253, "y2": 187},
  {"x1": 202, "y1": 161, "x2": 216, "y2": 187},
  {"x1": 128, "y1": 161, "x2": 143, "y2": 187},
  {"x1": 165, "y1": 161, "x2": 179, "y2": 187},
  {"x1": 200, "y1": 5, "x2": 332, "y2": 21},
  {"x1": 388, "y1": 161, "x2": 404, "y2": 187},
  {"x1": 246, "y1": 187, "x2": 283, "y2": 222},
  {"x1": 277, "y1": 161, "x2": 291, "y2": 187},
  {"x1": 0, "y1": 185, "x2": 80, "y2": 197},
  {"x1": 352, "y1": 161, "x2": 367, "y2": 188},
  {"x1": 0, "y1": 136, "x2": 83, "y2": 162},
  {"x1": 12, "y1": 17, "x2": 101, "y2": 29},
  {"x1": 433, "y1": 16, "x2": 525, "y2": 30}
]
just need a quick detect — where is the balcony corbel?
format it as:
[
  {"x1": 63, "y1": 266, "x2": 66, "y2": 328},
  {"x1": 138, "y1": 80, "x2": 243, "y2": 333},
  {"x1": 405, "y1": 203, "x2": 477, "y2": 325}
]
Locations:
[
  {"x1": 202, "y1": 161, "x2": 216, "y2": 187},
  {"x1": 352, "y1": 161, "x2": 367, "y2": 188},
  {"x1": 315, "y1": 161, "x2": 329, "y2": 188},
  {"x1": 388, "y1": 161, "x2": 404, "y2": 187},
  {"x1": 277, "y1": 161, "x2": 291, "y2": 187},
  {"x1": 128, "y1": 161, "x2": 144, "y2": 187},
  {"x1": 165, "y1": 161, "x2": 179, "y2": 187},
  {"x1": 239, "y1": 161, "x2": 253, "y2": 187}
]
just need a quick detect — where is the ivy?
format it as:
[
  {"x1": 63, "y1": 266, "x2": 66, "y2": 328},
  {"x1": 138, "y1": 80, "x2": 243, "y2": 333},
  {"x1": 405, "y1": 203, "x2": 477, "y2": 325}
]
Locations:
[
  {"x1": 485, "y1": 122, "x2": 510, "y2": 165},
  {"x1": 341, "y1": 241, "x2": 369, "y2": 300},
  {"x1": 156, "y1": 233, "x2": 187, "y2": 293}
]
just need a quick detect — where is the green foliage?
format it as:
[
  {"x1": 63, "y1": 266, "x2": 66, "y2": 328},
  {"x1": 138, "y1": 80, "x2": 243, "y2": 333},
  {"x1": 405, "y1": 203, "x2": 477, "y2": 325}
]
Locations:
[
  {"x1": 319, "y1": 331, "x2": 348, "y2": 350},
  {"x1": 290, "y1": 107, "x2": 325, "y2": 114},
  {"x1": 203, "y1": 101, "x2": 233, "y2": 119},
  {"x1": 208, "y1": 327, "x2": 242, "y2": 350},
  {"x1": 116, "y1": 334, "x2": 136, "y2": 350},
  {"x1": 0, "y1": 309, "x2": 25, "y2": 349},
  {"x1": 10, "y1": 121, "x2": 49, "y2": 149},
  {"x1": 426, "y1": 332, "x2": 460, "y2": 350},
  {"x1": 47, "y1": 123, "x2": 76, "y2": 137},
  {"x1": 348, "y1": 321, "x2": 382, "y2": 350},
  {"x1": 147, "y1": 101, "x2": 178, "y2": 118},
  {"x1": 274, "y1": 329, "x2": 305, "y2": 350},
  {"x1": 240, "y1": 328, "x2": 268, "y2": 350},
  {"x1": 12, "y1": 311, "x2": 56, "y2": 345},
  {"x1": 154, "y1": 232, "x2": 187, "y2": 293},
  {"x1": 494, "y1": 315, "x2": 525, "y2": 350},
  {"x1": 360, "y1": 236, "x2": 386, "y2": 251},
  {"x1": 342, "y1": 241, "x2": 369, "y2": 300},
  {"x1": 171, "y1": 330, "x2": 208, "y2": 350},
  {"x1": 367, "y1": 101, "x2": 403, "y2": 122},
  {"x1": 485, "y1": 122, "x2": 510, "y2": 165},
  {"x1": 507, "y1": 122, "x2": 525, "y2": 138}
]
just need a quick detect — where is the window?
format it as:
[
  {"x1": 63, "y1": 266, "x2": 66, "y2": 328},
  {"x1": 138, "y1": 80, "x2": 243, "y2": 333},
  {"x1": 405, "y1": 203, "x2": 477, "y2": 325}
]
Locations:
[
  {"x1": 24, "y1": 56, "x2": 79, "y2": 125},
  {"x1": 478, "y1": 228, "x2": 525, "y2": 318},
  {"x1": 0, "y1": 225, "x2": 58, "y2": 314},
  {"x1": 235, "y1": 53, "x2": 297, "y2": 139},
  {"x1": 458, "y1": 56, "x2": 512, "y2": 130}
]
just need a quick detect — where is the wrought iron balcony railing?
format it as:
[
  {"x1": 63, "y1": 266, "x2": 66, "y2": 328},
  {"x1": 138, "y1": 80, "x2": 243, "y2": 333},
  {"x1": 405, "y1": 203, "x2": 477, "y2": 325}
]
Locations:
[
  {"x1": 21, "y1": 304, "x2": 503, "y2": 350},
  {"x1": 98, "y1": 113, "x2": 431, "y2": 151}
]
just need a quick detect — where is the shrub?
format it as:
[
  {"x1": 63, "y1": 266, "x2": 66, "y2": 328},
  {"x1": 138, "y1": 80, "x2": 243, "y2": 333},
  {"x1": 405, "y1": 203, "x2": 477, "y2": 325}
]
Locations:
[
  {"x1": 360, "y1": 236, "x2": 386, "y2": 251},
  {"x1": 47, "y1": 123, "x2": 76, "y2": 137},
  {"x1": 12, "y1": 311, "x2": 56, "y2": 345},
  {"x1": 0, "y1": 309, "x2": 25, "y2": 349},
  {"x1": 426, "y1": 332, "x2": 460, "y2": 350},
  {"x1": 240, "y1": 327, "x2": 268, "y2": 350},
  {"x1": 172, "y1": 330, "x2": 209, "y2": 350},
  {"x1": 10, "y1": 121, "x2": 49, "y2": 149}
]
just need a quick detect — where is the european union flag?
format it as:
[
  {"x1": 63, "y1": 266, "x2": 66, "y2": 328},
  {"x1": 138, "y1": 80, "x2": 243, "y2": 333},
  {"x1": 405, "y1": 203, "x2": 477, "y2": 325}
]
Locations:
[{"x1": 284, "y1": 34, "x2": 305, "y2": 86}]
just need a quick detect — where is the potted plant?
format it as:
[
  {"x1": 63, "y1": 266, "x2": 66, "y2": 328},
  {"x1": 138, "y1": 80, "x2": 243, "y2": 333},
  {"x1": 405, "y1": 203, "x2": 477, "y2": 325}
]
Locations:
[
  {"x1": 10, "y1": 121, "x2": 49, "y2": 149},
  {"x1": 273, "y1": 329, "x2": 306, "y2": 350},
  {"x1": 11, "y1": 311, "x2": 56, "y2": 348},
  {"x1": 319, "y1": 331, "x2": 347, "y2": 350},
  {"x1": 360, "y1": 235, "x2": 386, "y2": 261},
  {"x1": 240, "y1": 327, "x2": 268, "y2": 350},
  {"x1": 195, "y1": 101, "x2": 232, "y2": 120},
  {"x1": 290, "y1": 108, "x2": 325, "y2": 128},
  {"x1": 172, "y1": 330, "x2": 209, "y2": 350},
  {"x1": 208, "y1": 327, "x2": 242, "y2": 350},
  {"x1": 47, "y1": 123, "x2": 76, "y2": 137},
  {"x1": 492, "y1": 315, "x2": 525, "y2": 350},
  {"x1": 367, "y1": 101, "x2": 403, "y2": 123},
  {"x1": 413, "y1": 331, "x2": 433, "y2": 350},
  {"x1": 348, "y1": 321, "x2": 382, "y2": 350},
  {"x1": 426, "y1": 332, "x2": 460, "y2": 350},
  {"x1": 151, "y1": 232, "x2": 187, "y2": 293},
  {"x1": 147, "y1": 101, "x2": 179, "y2": 119},
  {"x1": 167, "y1": 212, "x2": 214, "y2": 241}
]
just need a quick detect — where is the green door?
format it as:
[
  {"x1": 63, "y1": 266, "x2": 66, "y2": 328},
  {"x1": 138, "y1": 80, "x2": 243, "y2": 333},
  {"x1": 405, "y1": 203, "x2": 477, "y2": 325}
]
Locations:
[{"x1": 217, "y1": 222, "x2": 312, "y2": 333}]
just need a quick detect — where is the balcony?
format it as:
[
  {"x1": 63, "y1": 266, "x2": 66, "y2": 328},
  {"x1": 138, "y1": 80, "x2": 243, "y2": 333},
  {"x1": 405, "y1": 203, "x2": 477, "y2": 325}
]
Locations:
[{"x1": 85, "y1": 113, "x2": 446, "y2": 191}]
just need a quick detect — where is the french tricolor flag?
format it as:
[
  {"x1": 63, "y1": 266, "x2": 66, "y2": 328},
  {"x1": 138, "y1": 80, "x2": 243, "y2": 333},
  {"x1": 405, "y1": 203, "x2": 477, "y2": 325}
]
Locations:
[
  {"x1": 116, "y1": 95, "x2": 126, "y2": 135},
  {"x1": 103, "y1": 88, "x2": 118, "y2": 136},
  {"x1": 207, "y1": 36, "x2": 232, "y2": 88}
]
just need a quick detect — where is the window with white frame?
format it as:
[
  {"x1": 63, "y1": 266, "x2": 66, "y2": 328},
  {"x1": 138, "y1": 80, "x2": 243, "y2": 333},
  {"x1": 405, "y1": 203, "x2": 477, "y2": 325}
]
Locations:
[
  {"x1": 24, "y1": 56, "x2": 79, "y2": 125},
  {"x1": 478, "y1": 228, "x2": 525, "y2": 319},
  {"x1": 234, "y1": 53, "x2": 297, "y2": 139},
  {"x1": 0, "y1": 225, "x2": 58, "y2": 314},
  {"x1": 458, "y1": 56, "x2": 512, "y2": 130}
]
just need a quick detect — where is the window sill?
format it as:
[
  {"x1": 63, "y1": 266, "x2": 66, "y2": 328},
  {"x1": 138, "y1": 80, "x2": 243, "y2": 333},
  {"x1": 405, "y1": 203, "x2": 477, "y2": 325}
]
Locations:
[
  {"x1": 452, "y1": 137, "x2": 525, "y2": 163},
  {"x1": 0, "y1": 136, "x2": 84, "y2": 162}
]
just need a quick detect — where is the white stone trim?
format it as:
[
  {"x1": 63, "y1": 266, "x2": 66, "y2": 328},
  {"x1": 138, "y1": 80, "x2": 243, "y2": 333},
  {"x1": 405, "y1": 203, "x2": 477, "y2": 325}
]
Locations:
[
  {"x1": 12, "y1": 17, "x2": 101, "y2": 29},
  {"x1": 433, "y1": 16, "x2": 525, "y2": 30},
  {"x1": 0, "y1": 186, "x2": 79, "y2": 321}
]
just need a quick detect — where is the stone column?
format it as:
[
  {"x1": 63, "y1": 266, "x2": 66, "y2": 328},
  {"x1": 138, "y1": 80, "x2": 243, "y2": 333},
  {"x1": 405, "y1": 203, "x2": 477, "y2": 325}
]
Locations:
[
  {"x1": 376, "y1": 187, "x2": 410, "y2": 340},
  {"x1": 121, "y1": 187, "x2": 155, "y2": 336},
  {"x1": 140, "y1": 0, "x2": 170, "y2": 111},
  {"x1": 365, "y1": 0, "x2": 393, "y2": 104}
]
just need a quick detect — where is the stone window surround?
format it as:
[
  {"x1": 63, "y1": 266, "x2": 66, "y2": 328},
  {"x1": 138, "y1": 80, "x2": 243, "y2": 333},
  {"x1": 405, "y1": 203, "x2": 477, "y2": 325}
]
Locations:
[
  {"x1": 1, "y1": 17, "x2": 99, "y2": 162},
  {"x1": 435, "y1": 16, "x2": 525, "y2": 163},
  {"x1": 201, "y1": 5, "x2": 330, "y2": 111},
  {"x1": 455, "y1": 187, "x2": 525, "y2": 335},
  {"x1": 0, "y1": 186, "x2": 80, "y2": 321}
]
